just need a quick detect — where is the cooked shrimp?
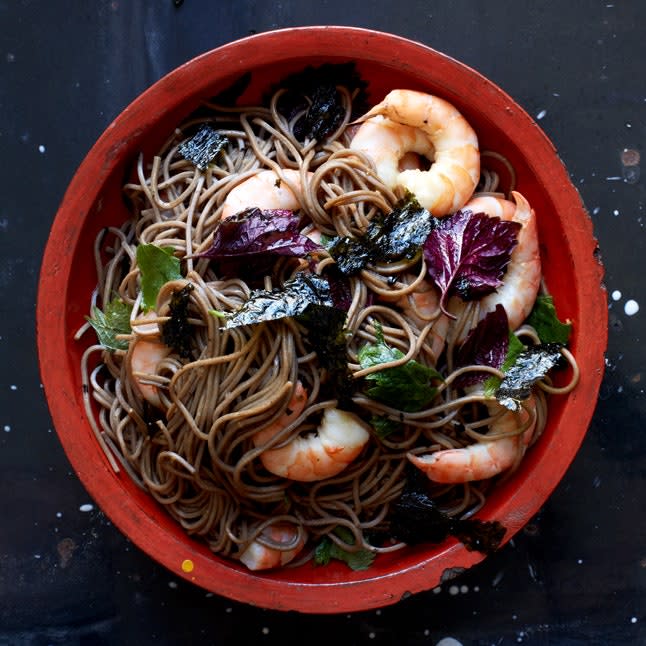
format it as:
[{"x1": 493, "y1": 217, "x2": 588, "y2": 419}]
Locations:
[
  {"x1": 254, "y1": 382, "x2": 371, "y2": 482},
  {"x1": 466, "y1": 191, "x2": 541, "y2": 331},
  {"x1": 350, "y1": 89, "x2": 479, "y2": 216},
  {"x1": 221, "y1": 169, "x2": 309, "y2": 218},
  {"x1": 127, "y1": 338, "x2": 170, "y2": 408},
  {"x1": 407, "y1": 395, "x2": 537, "y2": 483},
  {"x1": 398, "y1": 280, "x2": 450, "y2": 364},
  {"x1": 238, "y1": 522, "x2": 307, "y2": 571}
]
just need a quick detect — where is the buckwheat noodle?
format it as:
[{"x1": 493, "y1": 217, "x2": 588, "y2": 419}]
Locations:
[{"x1": 78, "y1": 80, "x2": 579, "y2": 566}]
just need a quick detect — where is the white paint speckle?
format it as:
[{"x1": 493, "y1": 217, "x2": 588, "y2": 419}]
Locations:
[
  {"x1": 168, "y1": 581, "x2": 178, "y2": 589},
  {"x1": 436, "y1": 638, "x2": 464, "y2": 646},
  {"x1": 626, "y1": 123, "x2": 632, "y2": 128},
  {"x1": 368, "y1": 632, "x2": 375, "y2": 640},
  {"x1": 625, "y1": 300, "x2": 639, "y2": 316},
  {"x1": 38, "y1": 144, "x2": 46, "y2": 154},
  {"x1": 631, "y1": 617, "x2": 638, "y2": 624},
  {"x1": 262, "y1": 627, "x2": 270, "y2": 635},
  {"x1": 432, "y1": 586, "x2": 442, "y2": 594},
  {"x1": 612, "y1": 290, "x2": 622, "y2": 301},
  {"x1": 606, "y1": 176, "x2": 622, "y2": 181},
  {"x1": 448, "y1": 584, "x2": 460, "y2": 596},
  {"x1": 79, "y1": 503, "x2": 94, "y2": 512},
  {"x1": 34, "y1": 554, "x2": 41, "y2": 559},
  {"x1": 460, "y1": 585, "x2": 469, "y2": 594},
  {"x1": 577, "y1": 559, "x2": 583, "y2": 564},
  {"x1": 6, "y1": 53, "x2": 15, "y2": 63},
  {"x1": 613, "y1": 209, "x2": 619, "y2": 216},
  {"x1": 592, "y1": 206, "x2": 601, "y2": 215},
  {"x1": 3, "y1": 425, "x2": 10, "y2": 432},
  {"x1": 56, "y1": 512, "x2": 63, "y2": 518},
  {"x1": 9, "y1": 384, "x2": 17, "y2": 391},
  {"x1": 536, "y1": 109, "x2": 547, "y2": 120}
]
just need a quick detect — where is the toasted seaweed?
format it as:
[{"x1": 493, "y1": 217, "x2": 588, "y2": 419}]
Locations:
[
  {"x1": 177, "y1": 124, "x2": 228, "y2": 170},
  {"x1": 391, "y1": 473, "x2": 506, "y2": 554}
]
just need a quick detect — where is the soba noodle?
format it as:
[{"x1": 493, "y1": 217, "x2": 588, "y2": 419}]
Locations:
[{"x1": 78, "y1": 72, "x2": 579, "y2": 568}]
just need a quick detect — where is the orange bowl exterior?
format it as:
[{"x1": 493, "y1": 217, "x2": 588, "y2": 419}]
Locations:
[{"x1": 37, "y1": 26, "x2": 606, "y2": 613}]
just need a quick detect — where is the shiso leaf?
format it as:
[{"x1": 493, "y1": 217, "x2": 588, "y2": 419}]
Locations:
[
  {"x1": 327, "y1": 199, "x2": 435, "y2": 275},
  {"x1": 86, "y1": 297, "x2": 132, "y2": 352},
  {"x1": 423, "y1": 209, "x2": 521, "y2": 316},
  {"x1": 314, "y1": 526, "x2": 375, "y2": 571},
  {"x1": 495, "y1": 343, "x2": 565, "y2": 410},
  {"x1": 525, "y1": 294, "x2": 572, "y2": 344},
  {"x1": 454, "y1": 304, "x2": 509, "y2": 389},
  {"x1": 177, "y1": 124, "x2": 228, "y2": 171},
  {"x1": 136, "y1": 244, "x2": 183, "y2": 311},
  {"x1": 197, "y1": 207, "x2": 321, "y2": 262},
  {"x1": 358, "y1": 323, "x2": 442, "y2": 412}
]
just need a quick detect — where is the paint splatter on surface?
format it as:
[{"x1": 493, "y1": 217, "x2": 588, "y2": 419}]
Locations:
[{"x1": 625, "y1": 300, "x2": 639, "y2": 316}]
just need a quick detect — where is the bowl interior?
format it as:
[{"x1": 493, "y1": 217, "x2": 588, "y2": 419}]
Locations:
[{"x1": 38, "y1": 26, "x2": 606, "y2": 612}]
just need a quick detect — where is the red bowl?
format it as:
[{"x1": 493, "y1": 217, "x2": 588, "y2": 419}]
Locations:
[{"x1": 37, "y1": 26, "x2": 606, "y2": 613}]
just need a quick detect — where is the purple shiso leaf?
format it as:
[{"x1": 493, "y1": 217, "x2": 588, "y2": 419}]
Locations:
[
  {"x1": 423, "y1": 209, "x2": 521, "y2": 318},
  {"x1": 453, "y1": 305, "x2": 510, "y2": 389},
  {"x1": 197, "y1": 207, "x2": 321, "y2": 260}
]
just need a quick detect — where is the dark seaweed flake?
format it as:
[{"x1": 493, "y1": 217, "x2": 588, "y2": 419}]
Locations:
[
  {"x1": 178, "y1": 125, "x2": 228, "y2": 170},
  {"x1": 496, "y1": 343, "x2": 565, "y2": 410}
]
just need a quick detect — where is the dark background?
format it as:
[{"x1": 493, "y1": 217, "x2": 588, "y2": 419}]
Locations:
[{"x1": 1, "y1": 1, "x2": 644, "y2": 644}]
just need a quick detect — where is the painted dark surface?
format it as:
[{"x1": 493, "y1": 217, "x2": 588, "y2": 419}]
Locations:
[{"x1": 1, "y1": 1, "x2": 644, "y2": 644}]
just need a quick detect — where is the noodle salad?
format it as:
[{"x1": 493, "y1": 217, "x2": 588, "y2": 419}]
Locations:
[{"x1": 78, "y1": 64, "x2": 579, "y2": 572}]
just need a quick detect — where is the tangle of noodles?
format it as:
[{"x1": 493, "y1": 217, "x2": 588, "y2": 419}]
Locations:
[{"x1": 78, "y1": 74, "x2": 579, "y2": 568}]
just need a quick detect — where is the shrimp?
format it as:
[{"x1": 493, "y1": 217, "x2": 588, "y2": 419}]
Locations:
[
  {"x1": 238, "y1": 522, "x2": 306, "y2": 571},
  {"x1": 221, "y1": 169, "x2": 309, "y2": 218},
  {"x1": 466, "y1": 191, "x2": 541, "y2": 331},
  {"x1": 254, "y1": 382, "x2": 371, "y2": 482},
  {"x1": 407, "y1": 395, "x2": 537, "y2": 483},
  {"x1": 398, "y1": 280, "x2": 450, "y2": 364},
  {"x1": 127, "y1": 338, "x2": 170, "y2": 408},
  {"x1": 350, "y1": 89, "x2": 480, "y2": 216}
]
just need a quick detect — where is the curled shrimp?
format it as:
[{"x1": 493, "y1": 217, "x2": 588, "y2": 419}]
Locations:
[
  {"x1": 254, "y1": 382, "x2": 371, "y2": 482},
  {"x1": 466, "y1": 191, "x2": 541, "y2": 331},
  {"x1": 127, "y1": 337, "x2": 171, "y2": 408},
  {"x1": 398, "y1": 279, "x2": 450, "y2": 365},
  {"x1": 238, "y1": 522, "x2": 307, "y2": 571},
  {"x1": 221, "y1": 169, "x2": 310, "y2": 218},
  {"x1": 350, "y1": 89, "x2": 480, "y2": 216},
  {"x1": 407, "y1": 395, "x2": 537, "y2": 483}
]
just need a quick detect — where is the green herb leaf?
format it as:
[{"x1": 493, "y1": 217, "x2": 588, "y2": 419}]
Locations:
[
  {"x1": 526, "y1": 294, "x2": 572, "y2": 344},
  {"x1": 86, "y1": 297, "x2": 132, "y2": 351},
  {"x1": 358, "y1": 324, "x2": 442, "y2": 412},
  {"x1": 313, "y1": 527, "x2": 375, "y2": 571},
  {"x1": 136, "y1": 244, "x2": 182, "y2": 311},
  {"x1": 370, "y1": 415, "x2": 401, "y2": 439},
  {"x1": 483, "y1": 332, "x2": 526, "y2": 397}
]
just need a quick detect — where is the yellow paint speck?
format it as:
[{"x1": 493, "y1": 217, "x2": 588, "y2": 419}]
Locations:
[{"x1": 181, "y1": 559, "x2": 194, "y2": 573}]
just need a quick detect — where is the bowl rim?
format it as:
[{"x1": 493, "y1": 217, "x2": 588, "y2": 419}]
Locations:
[{"x1": 36, "y1": 25, "x2": 607, "y2": 613}]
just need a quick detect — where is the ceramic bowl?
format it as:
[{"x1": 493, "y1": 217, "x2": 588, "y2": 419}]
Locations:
[{"x1": 37, "y1": 26, "x2": 606, "y2": 613}]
